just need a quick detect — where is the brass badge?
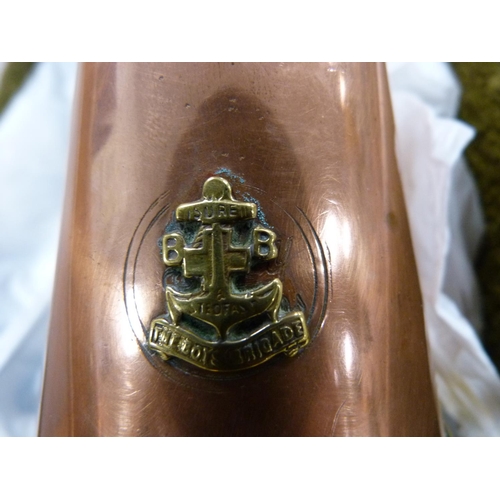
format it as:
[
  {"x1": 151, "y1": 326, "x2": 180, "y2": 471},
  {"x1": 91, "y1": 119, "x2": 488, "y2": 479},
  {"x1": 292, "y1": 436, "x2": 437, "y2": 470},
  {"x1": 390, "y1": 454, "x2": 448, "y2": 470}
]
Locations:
[{"x1": 148, "y1": 177, "x2": 310, "y2": 371}]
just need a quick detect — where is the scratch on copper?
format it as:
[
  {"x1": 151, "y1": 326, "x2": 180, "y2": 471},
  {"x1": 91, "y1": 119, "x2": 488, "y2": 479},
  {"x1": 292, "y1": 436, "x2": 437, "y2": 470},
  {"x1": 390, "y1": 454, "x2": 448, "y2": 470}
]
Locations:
[{"x1": 331, "y1": 399, "x2": 347, "y2": 436}]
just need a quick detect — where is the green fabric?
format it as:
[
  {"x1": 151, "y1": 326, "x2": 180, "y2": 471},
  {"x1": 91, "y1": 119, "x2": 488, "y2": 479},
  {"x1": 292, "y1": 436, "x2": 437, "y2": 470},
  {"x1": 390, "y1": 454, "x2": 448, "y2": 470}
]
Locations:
[
  {"x1": 453, "y1": 63, "x2": 500, "y2": 369},
  {"x1": 0, "y1": 62, "x2": 35, "y2": 114}
]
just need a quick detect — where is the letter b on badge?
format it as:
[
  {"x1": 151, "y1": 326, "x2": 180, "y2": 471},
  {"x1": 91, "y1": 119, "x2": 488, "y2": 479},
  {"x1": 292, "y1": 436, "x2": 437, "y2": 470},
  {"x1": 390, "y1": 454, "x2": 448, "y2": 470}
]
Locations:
[
  {"x1": 162, "y1": 233, "x2": 185, "y2": 266},
  {"x1": 253, "y1": 227, "x2": 277, "y2": 260}
]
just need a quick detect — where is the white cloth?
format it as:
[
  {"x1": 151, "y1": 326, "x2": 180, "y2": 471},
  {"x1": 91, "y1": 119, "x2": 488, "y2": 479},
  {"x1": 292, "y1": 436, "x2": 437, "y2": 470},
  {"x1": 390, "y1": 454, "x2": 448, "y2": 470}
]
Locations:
[
  {"x1": 0, "y1": 63, "x2": 77, "y2": 436},
  {"x1": 0, "y1": 62, "x2": 498, "y2": 436},
  {"x1": 388, "y1": 62, "x2": 500, "y2": 436}
]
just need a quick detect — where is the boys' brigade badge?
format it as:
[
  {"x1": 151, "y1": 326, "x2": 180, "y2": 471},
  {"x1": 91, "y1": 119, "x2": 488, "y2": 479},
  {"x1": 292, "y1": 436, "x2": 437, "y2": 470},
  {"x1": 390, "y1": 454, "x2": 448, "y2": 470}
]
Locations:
[{"x1": 148, "y1": 177, "x2": 310, "y2": 372}]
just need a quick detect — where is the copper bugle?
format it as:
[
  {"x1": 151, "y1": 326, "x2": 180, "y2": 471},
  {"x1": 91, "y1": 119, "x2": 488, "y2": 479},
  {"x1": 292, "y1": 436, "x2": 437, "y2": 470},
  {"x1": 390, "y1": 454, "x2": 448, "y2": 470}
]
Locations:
[{"x1": 38, "y1": 63, "x2": 440, "y2": 436}]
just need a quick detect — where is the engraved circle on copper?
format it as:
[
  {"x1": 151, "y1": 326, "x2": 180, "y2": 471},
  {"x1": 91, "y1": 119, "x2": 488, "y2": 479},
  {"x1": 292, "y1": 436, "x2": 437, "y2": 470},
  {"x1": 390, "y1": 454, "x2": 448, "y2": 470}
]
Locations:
[{"x1": 123, "y1": 180, "x2": 328, "y2": 381}]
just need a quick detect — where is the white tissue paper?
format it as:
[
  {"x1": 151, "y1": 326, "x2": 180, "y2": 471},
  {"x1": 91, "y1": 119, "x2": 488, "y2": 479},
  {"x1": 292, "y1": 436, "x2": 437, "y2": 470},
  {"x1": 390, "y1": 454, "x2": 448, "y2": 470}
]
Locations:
[
  {"x1": 0, "y1": 62, "x2": 499, "y2": 436},
  {"x1": 0, "y1": 63, "x2": 77, "y2": 436},
  {"x1": 388, "y1": 62, "x2": 500, "y2": 436}
]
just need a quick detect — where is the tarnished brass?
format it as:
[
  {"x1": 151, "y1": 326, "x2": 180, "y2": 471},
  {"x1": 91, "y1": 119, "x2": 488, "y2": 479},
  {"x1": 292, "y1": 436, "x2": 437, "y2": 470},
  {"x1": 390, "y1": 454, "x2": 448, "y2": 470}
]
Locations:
[
  {"x1": 148, "y1": 176, "x2": 310, "y2": 371},
  {"x1": 39, "y1": 63, "x2": 440, "y2": 436}
]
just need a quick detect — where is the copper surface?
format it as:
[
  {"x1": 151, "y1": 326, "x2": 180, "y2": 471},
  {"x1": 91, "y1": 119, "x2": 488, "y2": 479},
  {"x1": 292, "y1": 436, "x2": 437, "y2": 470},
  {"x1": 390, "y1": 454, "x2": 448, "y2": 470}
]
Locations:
[{"x1": 39, "y1": 63, "x2": 440, "y2": 436}]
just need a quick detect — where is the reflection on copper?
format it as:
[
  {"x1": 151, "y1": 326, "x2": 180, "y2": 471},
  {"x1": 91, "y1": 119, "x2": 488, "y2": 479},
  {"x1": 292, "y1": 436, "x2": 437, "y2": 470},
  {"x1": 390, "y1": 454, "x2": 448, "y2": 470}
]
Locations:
[
  {"x1": 342, "y1": 331, "x2": 356, "y2": 376},
  {"x1": 321, "y1": 211, "x2": 353, "y2": 269},
  {"x1": 338, "y1": 72, "x2": 347, "y2": 106},
  {"x1": 39, "y1": 63, "x2": 440, "y2": 436}
]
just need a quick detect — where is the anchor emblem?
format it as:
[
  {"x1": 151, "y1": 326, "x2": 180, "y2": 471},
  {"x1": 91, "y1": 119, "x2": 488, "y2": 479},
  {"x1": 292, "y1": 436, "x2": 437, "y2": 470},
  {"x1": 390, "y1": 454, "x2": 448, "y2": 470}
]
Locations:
[{"x1": 148, "y1": 177, "x2": 310, "y2": 372}]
